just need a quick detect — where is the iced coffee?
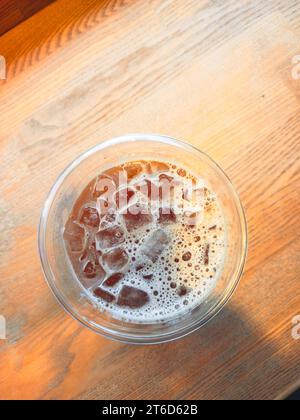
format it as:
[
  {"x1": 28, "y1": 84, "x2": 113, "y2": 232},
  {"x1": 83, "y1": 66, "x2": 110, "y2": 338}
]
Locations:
[{"x1": 63, "y1": 160, "x2": 226, "y2": 322}]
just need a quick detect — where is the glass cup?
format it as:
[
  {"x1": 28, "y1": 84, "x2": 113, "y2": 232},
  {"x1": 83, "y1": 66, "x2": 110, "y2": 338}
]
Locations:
[{"x1": 39, "y1": 134, "x2": 248, "y2": 344}]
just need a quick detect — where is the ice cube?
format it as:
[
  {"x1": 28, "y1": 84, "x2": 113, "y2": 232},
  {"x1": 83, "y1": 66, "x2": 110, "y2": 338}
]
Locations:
[
  {"x1": 93, "y1": 175, "x2": 115, "y2": 199},
  {"x1": 80, "y1": 258, "x2": 106, "y2": 289},
  {"x1": 103, "y1": 248, "x2": 129, "y2": 271},
  {"x1": 117, "y1": 285, "x2": 149, "y2": 308},
  {"x1": 93, "y1": 287, "x2": 115, "y2": 303},
  {"x1": 103, "y1": 273, "x2": 124, "y2": 287},
  {"x1": 158, "y1": 207, "x2": 177, "y2": 224},
  {"x1": 96, "y1": 226, "x2": 125, "y2": 249},
  {"x1": 142, "y1": 229, "x2": 170, "y2": 262},
  {"x1": 123, "y1": 205, "x2": 153, "y2": 231},
  {"x1": 80, "y1": 206, "x2": 100, "y2": 228},
  {"x1": 83, "y1": 261, "x2": 97, "y2": 279},
  {"x1": 103, "y1": 166, "x2": 126, "y2": 188},
  {"x1": 80, "y1": 240, "x2": 102, "y2": 264},
  {"x1": 64, "y1": 220, "x2": 85, "y2": 253},
  {"x1": 66, "y1": 235, "x2": 84, "y2": 253},
  {"x1": 97, "y1": 196, "x2": 116, "y2": 218},
  {"x1": 65, "y1": 219, "x2": 84, "y2": 236},
  {"x1": 83, "y1": 259, "x2": 106, "y2": 279},
  {"x1": 99, "y1": 212, "x2": 117, "y2": 229},
  {"x1": 96, "y1": 264, "x2": 106, "y2": 281}
]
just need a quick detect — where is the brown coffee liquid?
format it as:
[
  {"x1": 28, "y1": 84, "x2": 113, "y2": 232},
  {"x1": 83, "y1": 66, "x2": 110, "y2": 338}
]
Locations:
[{"x1": 64, "y1": 160, "x2": 226, "y2": 323}]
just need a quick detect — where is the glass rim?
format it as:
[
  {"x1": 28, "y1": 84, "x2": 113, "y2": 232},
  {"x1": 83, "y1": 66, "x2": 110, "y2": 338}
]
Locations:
[{"x1": 38, "y1": 133, "x2": 248, "y2": 344}]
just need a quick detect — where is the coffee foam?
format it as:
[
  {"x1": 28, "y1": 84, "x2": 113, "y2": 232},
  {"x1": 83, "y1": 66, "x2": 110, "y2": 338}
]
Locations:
[{"x1": 84, "y1": 164, "x2": 226, "y2": 323}]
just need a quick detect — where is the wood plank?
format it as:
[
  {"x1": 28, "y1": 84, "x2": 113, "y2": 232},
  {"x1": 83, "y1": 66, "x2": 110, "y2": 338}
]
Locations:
[{"x1": 0, "y1": 0, "x2": 300, "y2": 400}]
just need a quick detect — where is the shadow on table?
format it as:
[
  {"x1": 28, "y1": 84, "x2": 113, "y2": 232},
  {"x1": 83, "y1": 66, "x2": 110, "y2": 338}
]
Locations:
[
  {"x1": 19, "y1": 0, "x2": 123, "y2": 35},
  {"x1": 0, "y1": 0, "x2": 129, "y2": 61},
  {"x1": 286, "y1": 389, "x2": 300, "y2": 400},
  {"x1": 0, "y1": 0, "x2": 55, "y2": 36},
  {"x1": 77, "y1": 303, "x2": 296, "y2": 400}
]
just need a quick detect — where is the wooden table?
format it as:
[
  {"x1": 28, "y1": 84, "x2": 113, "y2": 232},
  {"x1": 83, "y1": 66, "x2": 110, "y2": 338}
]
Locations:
[{"x1": 0, "y1": 0, "x2": 299, "y2": 400}]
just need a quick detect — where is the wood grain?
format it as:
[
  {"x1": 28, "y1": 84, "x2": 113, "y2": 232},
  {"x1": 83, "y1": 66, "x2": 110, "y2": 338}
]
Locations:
[
  {"x1": 0, "y1": 0, "x2": 300, "y2": 400},
  {"x1": 0, "y1": 0, "x2": 55, "y2": 36}
]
